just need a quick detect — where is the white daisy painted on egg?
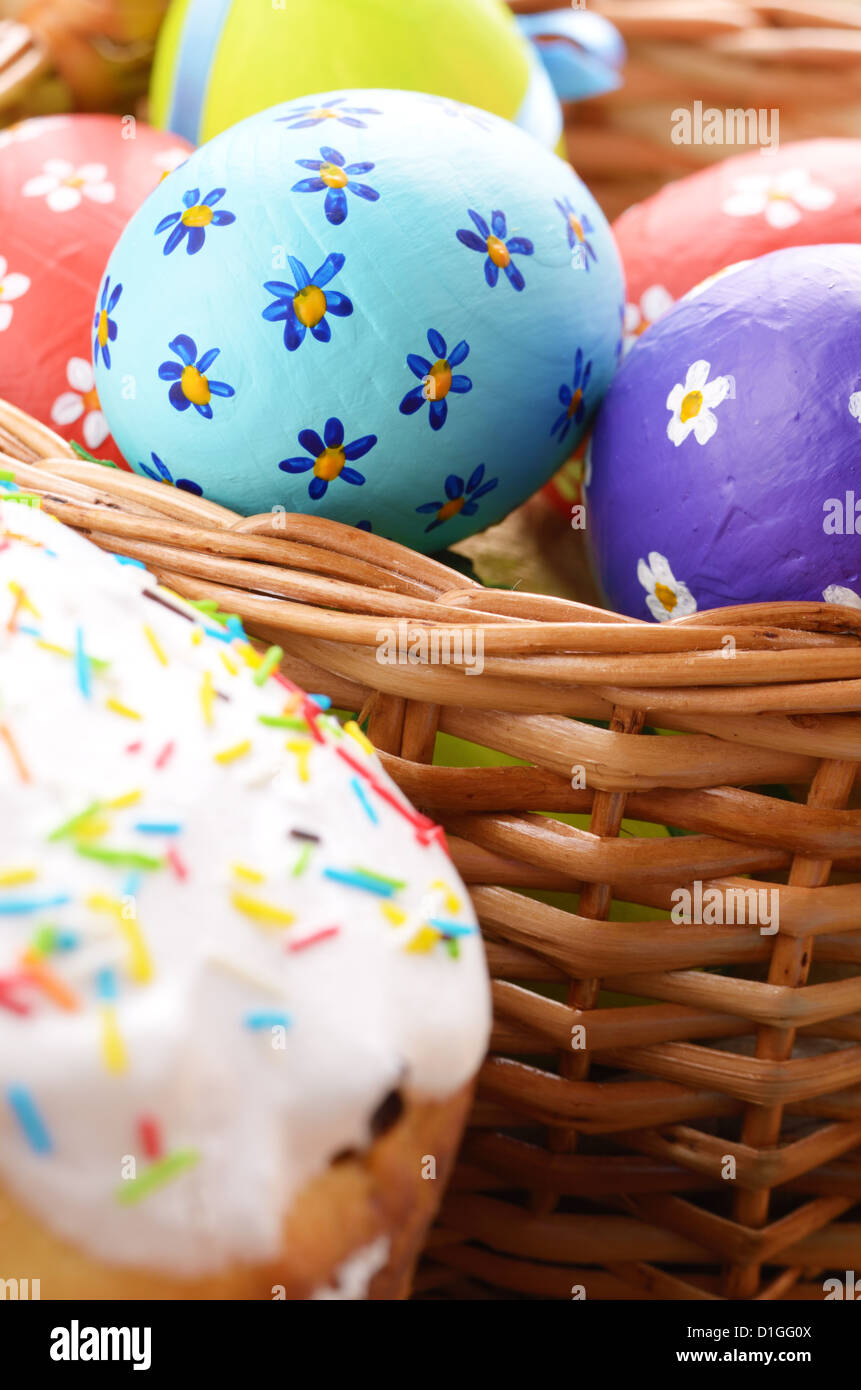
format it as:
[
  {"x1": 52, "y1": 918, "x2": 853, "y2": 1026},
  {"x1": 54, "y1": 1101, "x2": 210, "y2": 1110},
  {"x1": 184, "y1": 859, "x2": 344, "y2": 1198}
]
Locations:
[
  {"x1": 23, "y1": 159, "x2": 115, "y2": 212},
  {"x1": 823, "y1": 584, "x2": 861, "y2": 609},
  {"x1": 51, "y1": 357, "x2": 109, "y2": 449},
  {"x1": 849, "y1": 391, "x2": 861, "y2": 423},
  {"x1": 638, "y1": 552, "x2": 697, "y2": 622},
  {"x1": 666, "y1": 360, "x2": 731, "y2": 447},
  {"x1": 622, "y1": 284, "x2": 673, "y2": 354},
  {"x1": 0, "y1": 256, "x2": 30, "y2": 331},
  {"x1": 154, "y1": 146, "x2": 190, "y2": 180},
  {"x1": 0, "y1": 116, "x2": 70, "y2": 151},
  {"x1": 721, "y1": 168, "x2": 834, "y2": 230}
]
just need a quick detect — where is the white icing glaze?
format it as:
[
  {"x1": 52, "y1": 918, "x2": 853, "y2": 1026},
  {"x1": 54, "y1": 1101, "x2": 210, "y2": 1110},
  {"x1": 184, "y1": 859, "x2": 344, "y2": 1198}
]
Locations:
[
  {"x1": 0, "y1": 502, "x2": 490, "y2": 1277},
  {"x1": 310, "y1": 1235, "x2": 391, "y2": 1300}
]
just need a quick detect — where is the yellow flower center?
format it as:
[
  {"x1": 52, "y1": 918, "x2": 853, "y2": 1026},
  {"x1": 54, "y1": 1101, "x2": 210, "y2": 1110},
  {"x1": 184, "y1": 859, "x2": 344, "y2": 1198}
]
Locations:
[
  {"x1": 63, "y1": 175, "x2": 85, "y2": 188},
  {"x1": 313, "y1": 447, "x2": 345, "y2": 481},
  {"x1": 181, "y1": 203, "x2": 214, "y2": 227},
  {"x1": 320, "y1": 162, "x2": 348, "y2": 189},
  {"x1": 310, "y1": 107, "x2": 338, "y2": 121},
  {"x1": 767, "y1": 188, "x2": 790, "y2": 201},
  {"x1": 486, "y1": 235, "x2": 510, "y2": 268},
  {"x1": 423, "y1": 359, "x2": 452, "y2": 401},
  {"x1": 568, "y1": 214, "x2": 584, "y2": 242},
  {"x1": 293, "y1": 284, "x2": 327, "y2": 328},
  {"x1": 680, "y1": 389, "x2": 703, "y2": 422},
  {"x1": 566, "y1": 387, "x2": 583, "y2": 420},
  {"x1": 437, "y1": 496, "x2": 465, "y2": 523},
  {"x1": 180, "y1": 364, "x2": 211, "y2": 406},
  {"x1": 82, "y1": 387, "x2": 100, "y2": 411},
  {"x1": 97, "y1": 309, "x2": 109, "y2": 348},
  {"x1": 655, "y1": 582, "x2": 677, "y2": 613}
]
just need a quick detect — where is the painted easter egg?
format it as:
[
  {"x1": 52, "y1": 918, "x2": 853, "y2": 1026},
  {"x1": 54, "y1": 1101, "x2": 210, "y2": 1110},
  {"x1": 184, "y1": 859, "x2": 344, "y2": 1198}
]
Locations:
[
  {"x1": 94, "y1": 89, "x2": 624, "y2": 551},
  {"x1": 0, "y1": 114, "x2": 191, "y2": 469},
  {"x1": 587, "y1": 244, "x2": 861, "y2": 620},
  {"x1": 150, "y1": 0, "x2": 625, "y2": 150},
  {"x1": 615, "y1": 139, "x2": 861, "y2": 353}
]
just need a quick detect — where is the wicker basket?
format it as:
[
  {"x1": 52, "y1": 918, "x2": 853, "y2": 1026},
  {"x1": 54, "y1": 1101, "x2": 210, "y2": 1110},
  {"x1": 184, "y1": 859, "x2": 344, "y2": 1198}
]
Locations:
[
  {"x1": 4, "y1": 398, "x2": 861, "y2": 1301},
  {"x1": 514, "y1": 0, "x2": 861, "y2": 222}
]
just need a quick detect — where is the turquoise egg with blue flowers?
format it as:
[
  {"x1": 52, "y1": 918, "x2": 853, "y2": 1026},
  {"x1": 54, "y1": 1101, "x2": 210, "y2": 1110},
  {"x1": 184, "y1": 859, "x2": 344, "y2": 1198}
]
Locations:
[{"x1": 93, "y1": 88, "x2": 624, "y2": 551}]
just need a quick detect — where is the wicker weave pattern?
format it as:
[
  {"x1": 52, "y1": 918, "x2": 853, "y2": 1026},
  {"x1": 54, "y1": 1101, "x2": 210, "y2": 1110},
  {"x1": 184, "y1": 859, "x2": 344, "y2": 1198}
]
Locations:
[{"x1": 5, "y1": 401, "x2": 861, "y2": 1300}]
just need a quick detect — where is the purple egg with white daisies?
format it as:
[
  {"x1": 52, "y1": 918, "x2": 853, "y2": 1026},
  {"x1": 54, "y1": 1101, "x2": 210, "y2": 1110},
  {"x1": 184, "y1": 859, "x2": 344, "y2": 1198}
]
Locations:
[{"x1": 586, "y1": 244, "x2": 861, "y2": 620}]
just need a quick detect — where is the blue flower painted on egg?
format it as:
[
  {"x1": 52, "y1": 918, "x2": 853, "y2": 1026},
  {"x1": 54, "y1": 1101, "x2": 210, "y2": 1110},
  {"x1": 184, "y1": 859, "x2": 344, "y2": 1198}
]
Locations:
[
  {"x1": 139, "y1": 451, "x2": 202, "y2": 496},
  {"x1": 416, "y1": 464, "x2": 498, "y2": 533},
  {"x1": 158, "y1": 335, "x2": 235, "y2": 419},
  {"x1": 276, "y1": 97, "x2": 381, "y2": 131},
  {"x1": 555, "y1": 197, "x2": 598, "y2": 272},
  {"x1": 93, "y1": 277, "x2": 122, "y2": 370},
  {"x1": 262, "y1": 254, "x2": 353, "y2": 351},
  {"x1": 399, "y1": 330, "x2": 472, "y2": 431},
  {"x1": 456, "y1": 209, "x2": 533, "y2": 291},
  {"x1": 155, "y1": 187, "x2": 236, "y2": 256},
  {"x1": 551, "y1": 348, "x2": 592, "y2": 441},
  {"x1": 292, "y1": 147, "x2": 379, "y2": 225},
  {"x1": 278, "y1": 416, "x2": 377, "y2": 500}
]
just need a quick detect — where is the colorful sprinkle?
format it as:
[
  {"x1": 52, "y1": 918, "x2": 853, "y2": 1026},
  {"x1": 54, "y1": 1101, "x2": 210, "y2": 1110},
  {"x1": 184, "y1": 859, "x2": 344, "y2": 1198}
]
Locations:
[
  {"x1": 8, "y1": 580, "x2": 39, "y2": 619},
  {"x1": 87, "y1": 896, "x2": 153, "y2": 984},
  {"x1": 290, "y1": 828, "x2": 320, "y2": 843},
  {"x1": 253, "y1": 645, "x2": 283, "y2": 687},
  {"x1": 138, "y1": 1115, "x2": 163, "y2": 1161},
  {"x1": 100, "y1": 1005, "x2": 128, "y2": 1074},
  {"x1": 230, "y1": 890, "x2": 295, "y2": 928},
  {"x1": 214, "y1": 739, "x2": 252, "y2": 765},
  {"x1": 344, "y1": 720, "x2": 375, "y2": 756},
  {"x1": 75, "y1": 846, "x2": 164, "y2": 870},
  {"x1": 200, "y1": 670, "x2": 215, "y2": 726},
  {"x1": 48, "y1": 800, "x2": 101, "y2": 842},
  {"x1": 291, "y1": 844, "x2": 312, "y2": 877},
  {"x1": 75, "y1": 626, "x2": 92, "y2": 699},
  {"x1": 6, "y1": 1086, "x2": 52, "y2": 1153},
  {"x1": 0, "y1": 721, "x2": 30, "y2": 782},
  {"x1": 381, "y1": 903, "x2": 407, "y2": 927},
  {"x1": 288, "y1": 925, "x2": 340, "y2": 952},
  {"x1": 432, "y1": 880, "x2": 462, "y2": 915},
  {"x1": 154, "y1": 740, "x2": 175, "y2": 769},
  {"x1": 0, "y1": 977, "x2": 29, "y2": 1015},
  {"x1": 115, "y1": 1148, "x2": 200, "y2": 1205},
  {"x1": 405, "y1": 925, "x2": 442, "y2": 954},
  {"x1": 286, "y1": 739, "x2": 312, "y2": 782},
  {"x1": 106, "y1": 697, "x2": 143, "y2": 721},
  {"x1": 427, "y1": 918, "x2": 476, "y2": 938},
  {"x1": 22, "y1": 955, "x2": 80, "y2": 1011},
  {"x1": 134, "y1": 822, "x2": 182, "y2": 835},
  {"x1": 232, "y1": 863, "x2": 264, "y2": 884},
  {"x1": 322, "y1": 868, "x2": 400, "y2": 898},
  {"x1": 350, "y1": 777, "x2": 378, "y2": 824},
  {"x1": 143, "y1": 624, "x2": 169, "y2": 667},
  {"x1": 258, "y1": 714, "x2": 308, "y2": 731},
  {"x1": 0, "y1": 866, "x2": 37, "y2": 887},
  {"x1": 106, "y1": 789, "x2": 143, "y2": 810},
  {"x1": 96, "y1": 966, "x2": 118, "y2": 1001},
  {"x1": 244, "y1": 1011, "x2": 292, "y2": 1030},
  {"x1": 0, "y1": 894, "x2": 71, "y2": 915},
  {"x1": 166, "y1": 844, "x2": 189, "y2": 881}
]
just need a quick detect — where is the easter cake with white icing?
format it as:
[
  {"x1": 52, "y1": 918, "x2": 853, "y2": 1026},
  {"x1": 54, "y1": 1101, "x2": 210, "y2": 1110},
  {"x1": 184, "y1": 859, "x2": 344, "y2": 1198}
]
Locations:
[{"x1": 0, "y1": 500, "x2": 490, "y2": 1299}]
